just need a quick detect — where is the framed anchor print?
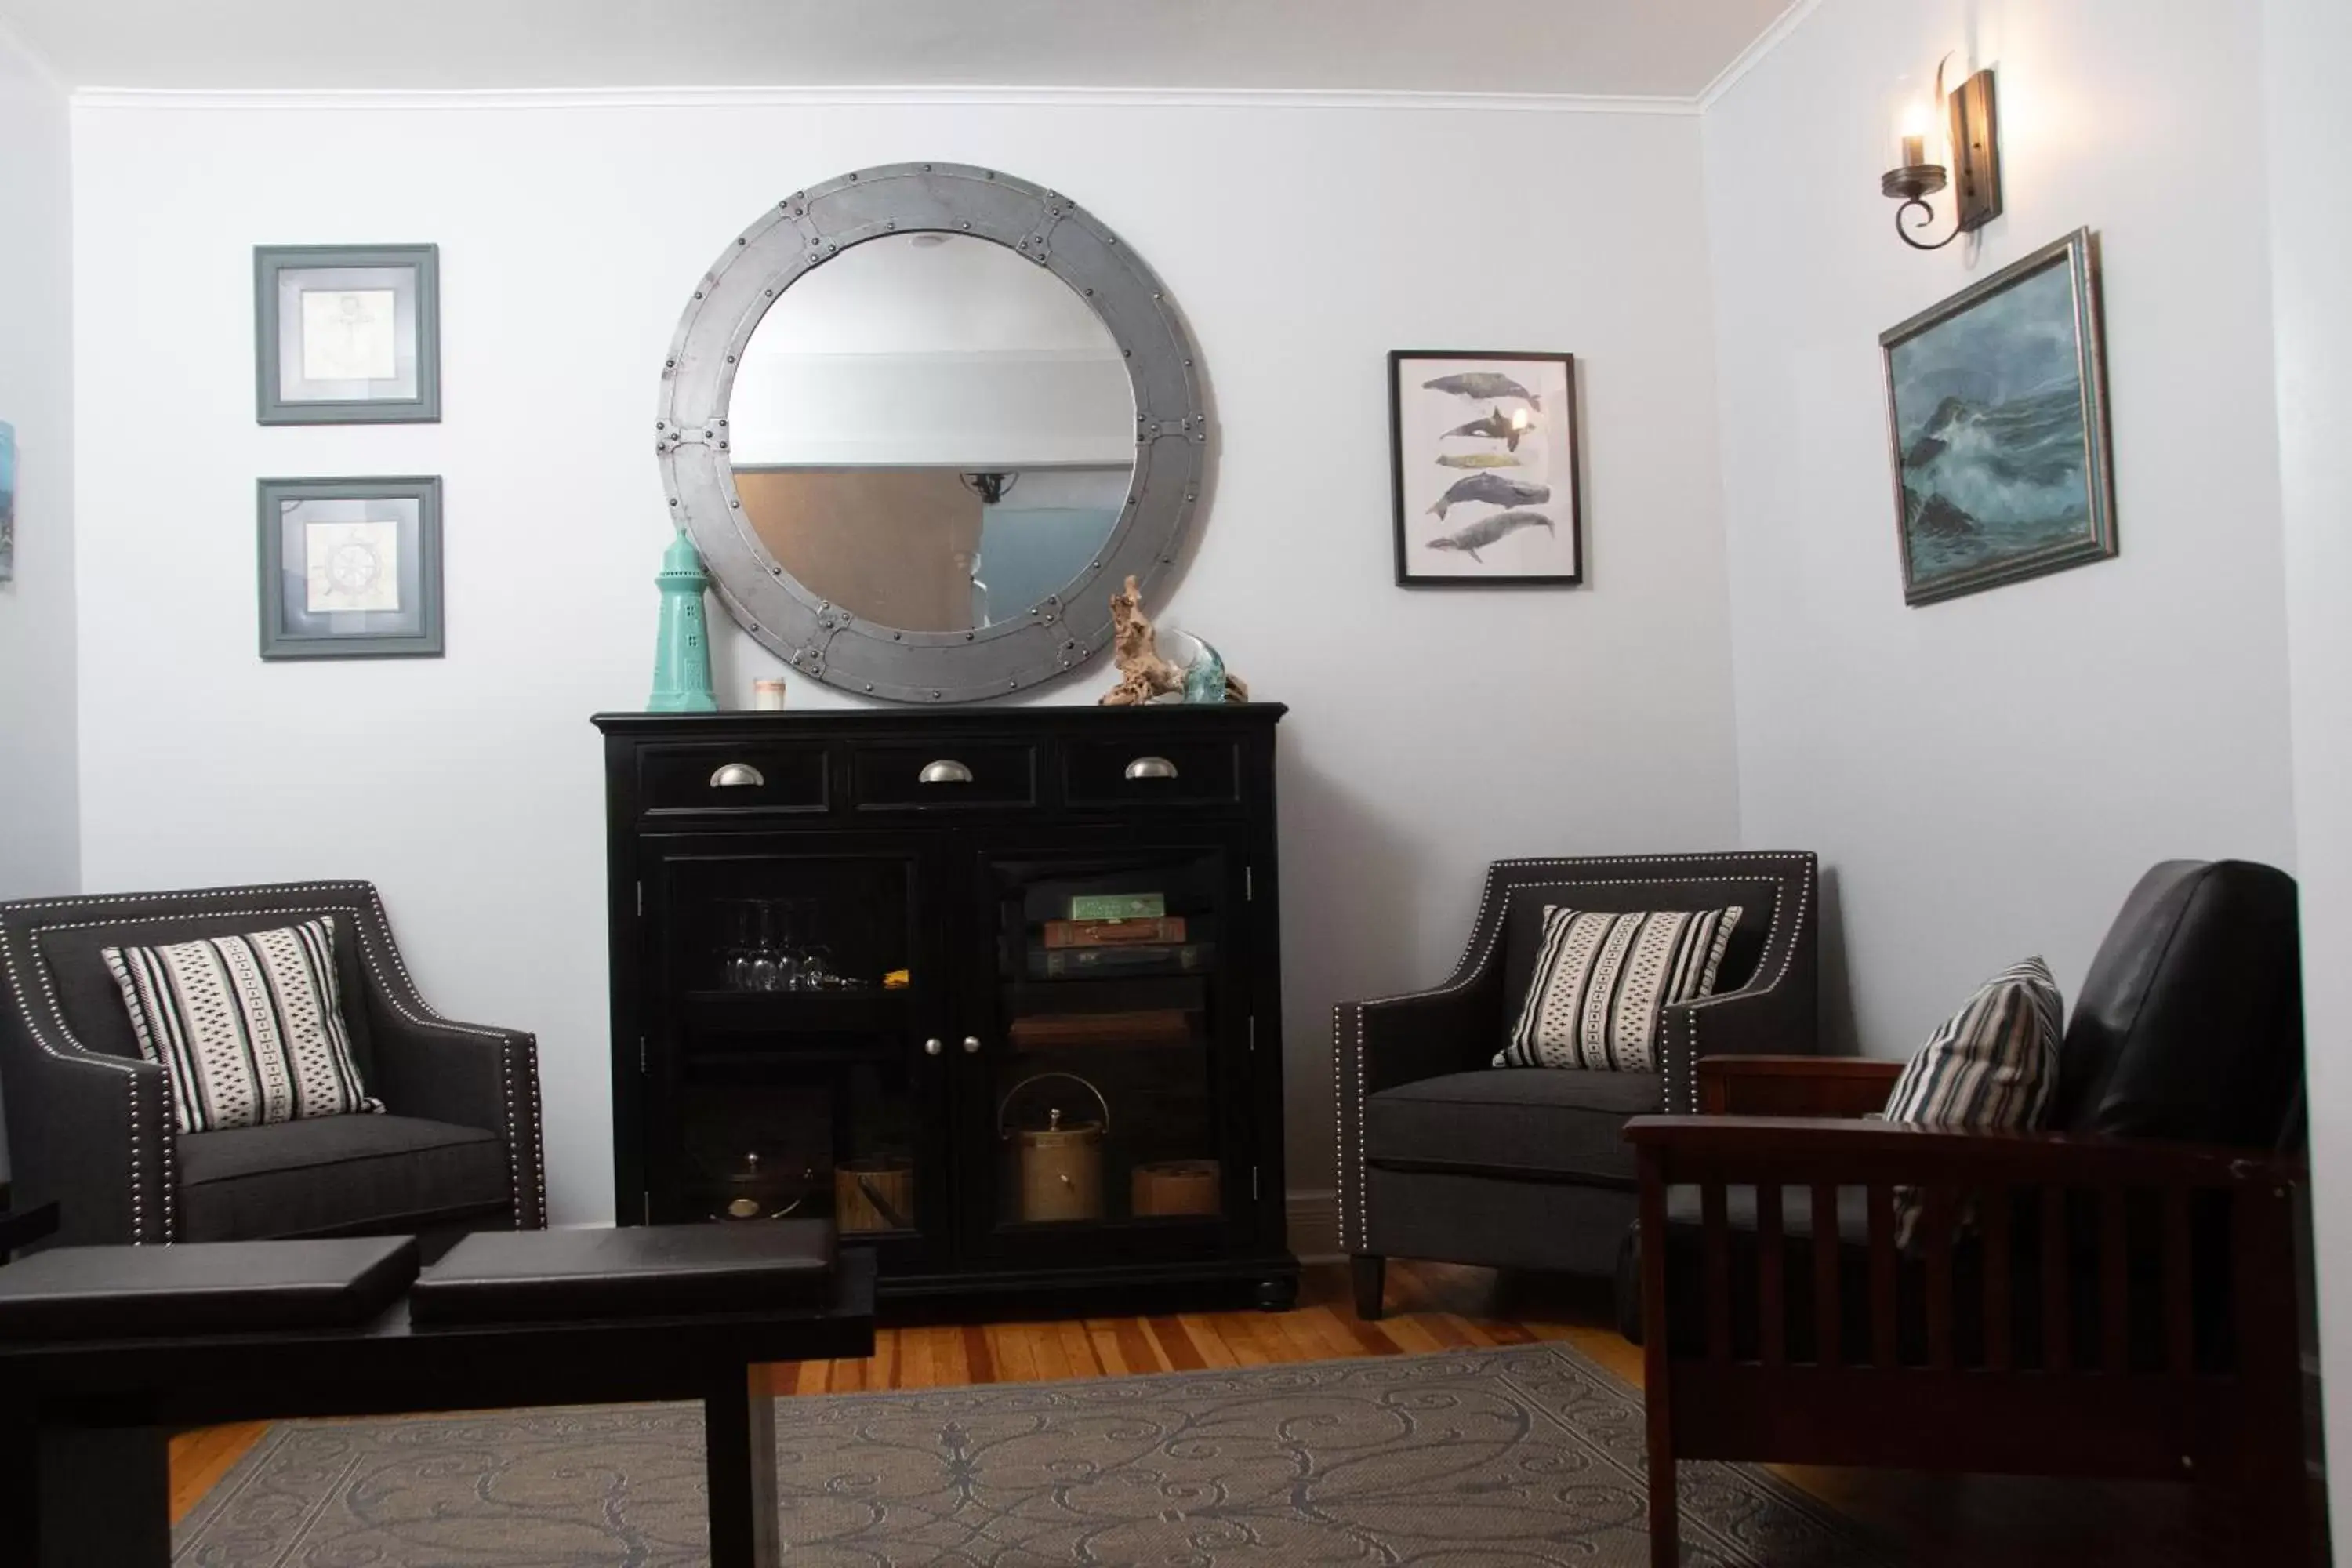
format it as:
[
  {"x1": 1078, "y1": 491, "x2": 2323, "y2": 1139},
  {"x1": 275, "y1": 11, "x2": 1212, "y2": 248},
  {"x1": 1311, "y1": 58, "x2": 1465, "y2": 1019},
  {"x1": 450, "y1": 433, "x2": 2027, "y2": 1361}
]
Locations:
[
  {"x1": 1389, "y1": 349, "x2": 1583, "y2": 586},
  {"x1": 254, "y1": 245, "x2": 441, "y2": 424},
  {"x1": 257, "y1": 477, "x2": 443, "y2": 659}
]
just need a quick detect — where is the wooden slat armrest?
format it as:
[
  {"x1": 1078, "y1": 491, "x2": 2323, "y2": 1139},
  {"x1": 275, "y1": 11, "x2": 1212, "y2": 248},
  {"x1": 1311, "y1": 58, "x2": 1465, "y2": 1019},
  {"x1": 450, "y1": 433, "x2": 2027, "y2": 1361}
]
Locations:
[
  {"x1": 1697, "y1": 1054, "x2": 1905, "y2": 1116},
  {"x1": 1624, "y1": 1115, "x2": 2296, "y2": 1191}
]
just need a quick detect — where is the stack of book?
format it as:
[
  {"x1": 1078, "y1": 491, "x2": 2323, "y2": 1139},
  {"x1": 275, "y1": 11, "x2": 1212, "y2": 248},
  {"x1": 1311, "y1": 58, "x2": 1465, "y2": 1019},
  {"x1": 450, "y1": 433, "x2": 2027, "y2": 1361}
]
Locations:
[{"x1": 1025, "y1": 892, "x2": 1214, "y2": 980}]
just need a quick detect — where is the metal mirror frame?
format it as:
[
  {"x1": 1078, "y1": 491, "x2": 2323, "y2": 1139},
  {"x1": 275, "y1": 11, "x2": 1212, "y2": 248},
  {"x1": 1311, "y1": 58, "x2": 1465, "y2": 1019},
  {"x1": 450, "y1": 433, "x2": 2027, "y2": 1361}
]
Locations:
[{"x1": 656, "y1": 162, "x2": 1208, "y2": 702}]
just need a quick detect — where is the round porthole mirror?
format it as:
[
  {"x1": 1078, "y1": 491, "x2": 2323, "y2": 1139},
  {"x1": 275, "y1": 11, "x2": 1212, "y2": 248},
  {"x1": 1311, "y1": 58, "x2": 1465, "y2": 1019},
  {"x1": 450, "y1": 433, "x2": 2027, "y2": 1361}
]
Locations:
[{"x1": 656, "y1": 164, "x2": 1208, "y2": 702}]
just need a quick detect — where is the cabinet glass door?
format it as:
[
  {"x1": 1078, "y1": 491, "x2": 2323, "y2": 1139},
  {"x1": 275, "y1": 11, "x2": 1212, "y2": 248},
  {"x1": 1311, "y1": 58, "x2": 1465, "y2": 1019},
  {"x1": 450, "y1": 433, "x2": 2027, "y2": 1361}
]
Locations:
[
  {"x1": 968, "y1": 842, "x2": 1247, "y2": 1265},
  {"x1": 641, "y1": 837, "x2": 946, "y2": 1269}
]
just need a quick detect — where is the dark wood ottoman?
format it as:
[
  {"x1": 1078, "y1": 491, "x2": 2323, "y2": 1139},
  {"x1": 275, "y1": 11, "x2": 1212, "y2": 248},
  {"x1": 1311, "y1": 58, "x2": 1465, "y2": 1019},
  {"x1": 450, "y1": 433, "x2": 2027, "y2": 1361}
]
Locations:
[{"x1": 0, "y1": 1222, "x2": 873, "y2": 1568}]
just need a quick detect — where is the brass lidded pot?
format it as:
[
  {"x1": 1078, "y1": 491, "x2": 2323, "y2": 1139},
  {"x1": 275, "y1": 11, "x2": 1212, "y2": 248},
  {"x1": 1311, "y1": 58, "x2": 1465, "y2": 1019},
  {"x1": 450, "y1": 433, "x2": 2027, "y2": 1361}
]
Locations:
[{"x1": 999, "y1": 1072, "x2": 1109, "y2": 1224}]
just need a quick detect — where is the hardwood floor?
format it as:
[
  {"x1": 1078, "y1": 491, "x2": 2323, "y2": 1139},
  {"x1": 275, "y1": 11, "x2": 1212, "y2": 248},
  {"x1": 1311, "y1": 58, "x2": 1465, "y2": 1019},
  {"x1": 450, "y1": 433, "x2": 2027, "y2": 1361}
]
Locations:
[{"x1": 168, "y1": 1260, "x2": 2245, "y2": 1564}]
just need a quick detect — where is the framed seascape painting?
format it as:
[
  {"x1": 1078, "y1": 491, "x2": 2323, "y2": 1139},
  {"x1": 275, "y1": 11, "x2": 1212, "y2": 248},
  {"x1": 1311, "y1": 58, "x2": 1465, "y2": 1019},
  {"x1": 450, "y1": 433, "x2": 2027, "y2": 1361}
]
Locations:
[
  {"x1": 1880, "y1": 227, "x2": 2116, "y2": 606},
  {"x1": 0, "y1": 420, "x2": 14, "y2": 583},
  {"x1": 257, "y1": 476, "x2": 443, "y2": 659},
  {"x1": 1389, "y1": 350, "x2": 1582, "y2": 586},
  {"x1": 255, "y1": 245, "x2": 441, "y2": 425}
]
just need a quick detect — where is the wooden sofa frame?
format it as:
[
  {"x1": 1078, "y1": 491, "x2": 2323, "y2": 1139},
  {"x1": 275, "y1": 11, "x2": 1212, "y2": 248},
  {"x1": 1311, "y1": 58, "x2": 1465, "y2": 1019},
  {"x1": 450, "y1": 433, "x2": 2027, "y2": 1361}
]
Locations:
[{"x1": 1628, "y1": 1054, "x2": 2312, "y2": 1568}]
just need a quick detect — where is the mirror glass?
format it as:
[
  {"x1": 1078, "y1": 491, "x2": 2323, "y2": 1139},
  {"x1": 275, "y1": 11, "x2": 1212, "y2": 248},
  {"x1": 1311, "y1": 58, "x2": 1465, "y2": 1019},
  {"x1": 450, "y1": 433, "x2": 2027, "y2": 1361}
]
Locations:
[{"x1": 729, "y1": 234, "x2": 1137, "y2": 633}]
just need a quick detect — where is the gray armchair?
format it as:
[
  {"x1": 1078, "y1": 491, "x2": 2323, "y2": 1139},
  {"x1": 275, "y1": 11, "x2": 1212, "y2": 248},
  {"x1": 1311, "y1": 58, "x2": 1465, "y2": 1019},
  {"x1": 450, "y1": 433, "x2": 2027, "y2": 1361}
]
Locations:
[
  {"x1": 1334, "y1": 853, "x2": 1817, "y2": 1316},
  {"x1": 0, "y1": 880, "x2": 546, "y2": 1247}
]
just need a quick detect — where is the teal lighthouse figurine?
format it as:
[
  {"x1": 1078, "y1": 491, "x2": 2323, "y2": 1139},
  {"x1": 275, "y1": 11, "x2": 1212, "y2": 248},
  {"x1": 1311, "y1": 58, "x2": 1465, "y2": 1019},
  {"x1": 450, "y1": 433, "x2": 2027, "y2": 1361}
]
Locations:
[{"x1": 647, "y1": 528, "x2": 718, "y2": 712}]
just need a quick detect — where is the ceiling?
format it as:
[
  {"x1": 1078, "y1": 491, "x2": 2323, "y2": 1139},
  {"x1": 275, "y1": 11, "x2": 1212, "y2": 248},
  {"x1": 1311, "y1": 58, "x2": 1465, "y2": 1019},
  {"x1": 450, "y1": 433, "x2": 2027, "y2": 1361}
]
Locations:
[{"x1": 0, "y1": 0, "x2": 1796, "y2": 99}]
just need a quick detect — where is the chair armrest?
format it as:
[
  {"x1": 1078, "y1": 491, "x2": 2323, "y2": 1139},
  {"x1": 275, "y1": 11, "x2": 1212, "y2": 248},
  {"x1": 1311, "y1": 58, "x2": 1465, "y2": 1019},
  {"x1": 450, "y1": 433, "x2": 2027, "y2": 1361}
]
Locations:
[
  {"x1": 1334, "y1": 964, "x2": 1506, "y2": 1258},
  {"x1": 366, "y1": 1010, "x2": 547, "y2": 1229},
  {"x1": 1338, "y1": 978, "x2": 1504, "y2": 1098},
  {"x1": 1656, "y1": 973, "x2": 1818, "y2": 1116},
  {"x1": 1697, "y1": 1055, "x2": 1904, "y2": 1116},
  {"x1": 1624, "y1": 1113, "x2": 2293, "y2": 1189},
  {"x1": 0, "y1": 1006, "x2": 176, "y2": 1247}
]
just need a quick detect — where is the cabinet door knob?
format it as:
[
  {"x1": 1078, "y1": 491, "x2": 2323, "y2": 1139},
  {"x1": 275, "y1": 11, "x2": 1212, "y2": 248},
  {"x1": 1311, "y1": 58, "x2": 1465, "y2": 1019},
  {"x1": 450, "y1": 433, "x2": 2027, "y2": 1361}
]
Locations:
[
  {"x1": 919, "y1": 759, "x2": 974, "y2": 785},
  {"x1": 1124, "y1": 755, "x2": 1178, "y2": 781},
  {"x1": 962, "y1": 1036, "x2": 982, "y2": 1054},
  {"x1": 923, "y1": 1037, "x2": 943, "y2": 1057},
  {"x1": 709, "y1": 762, "x2": 766, "y2": 789}
]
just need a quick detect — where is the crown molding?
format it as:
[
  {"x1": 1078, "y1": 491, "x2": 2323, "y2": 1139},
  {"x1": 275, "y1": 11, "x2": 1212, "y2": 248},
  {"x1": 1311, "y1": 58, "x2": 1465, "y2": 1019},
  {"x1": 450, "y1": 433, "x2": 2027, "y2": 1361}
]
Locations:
[
  {"x1": 71, "y1": 82, "x2": 1701, "y2": 115},
  {"x1": 1695, "y1": 0, "x2": 1827, "y2": 109}
]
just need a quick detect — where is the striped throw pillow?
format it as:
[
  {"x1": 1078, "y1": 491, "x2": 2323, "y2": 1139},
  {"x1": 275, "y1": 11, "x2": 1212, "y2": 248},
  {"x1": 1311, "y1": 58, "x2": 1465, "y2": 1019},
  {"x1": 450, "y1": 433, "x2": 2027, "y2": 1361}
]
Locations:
[
  {"x1": 1882, "y1": 956, "x2": 2063, "y2": 1244},
  {"x1": 1495, "y1": 906, "x2": 1744, "y2": 1072},
  {"x1": 101, "y1": 916, "x2": 383, "y2": 1135}
]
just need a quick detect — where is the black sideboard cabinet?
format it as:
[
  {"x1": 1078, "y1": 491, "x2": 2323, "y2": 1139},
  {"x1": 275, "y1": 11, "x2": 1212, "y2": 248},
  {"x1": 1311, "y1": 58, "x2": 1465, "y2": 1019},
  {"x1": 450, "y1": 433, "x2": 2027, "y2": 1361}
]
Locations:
[{"x1": 593, "y1": 705, "x2": 1296, "y2": 1313}]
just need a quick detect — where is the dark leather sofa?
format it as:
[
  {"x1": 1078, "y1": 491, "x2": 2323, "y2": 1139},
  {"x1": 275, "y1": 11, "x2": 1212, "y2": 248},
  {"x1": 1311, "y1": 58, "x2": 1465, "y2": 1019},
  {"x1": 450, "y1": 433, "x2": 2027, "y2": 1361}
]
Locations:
[
  {"x1": 1622, "y1": 859, "x2": 2312, "y2": 1566},
  {"x1": 0, "y1": 881, "x2": 546, "y2": 1246},
  {"x1": 1334, "y1": 853, "x2": 1818, "y2": 1314}
]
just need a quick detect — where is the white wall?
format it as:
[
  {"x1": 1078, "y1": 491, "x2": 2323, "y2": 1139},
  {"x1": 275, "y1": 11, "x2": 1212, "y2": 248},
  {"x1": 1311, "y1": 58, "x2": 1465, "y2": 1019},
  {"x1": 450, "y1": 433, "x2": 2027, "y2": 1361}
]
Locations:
[
  {"x1": 68, "y1": 94, "x2": 1740, "y2": 1225},
  {"x1": 0, "y1": 24, "x2": 78, "y2": 1183},
  {"x1": 0, "y1": 28, "x2": 78, "y2": 904},
  {"x1": 1704, "y1": 2, "x2": 2298, "y2": 1057},
  {"x1": 2263, "y1": 0, "x2": 2352, "y2": 1527}
]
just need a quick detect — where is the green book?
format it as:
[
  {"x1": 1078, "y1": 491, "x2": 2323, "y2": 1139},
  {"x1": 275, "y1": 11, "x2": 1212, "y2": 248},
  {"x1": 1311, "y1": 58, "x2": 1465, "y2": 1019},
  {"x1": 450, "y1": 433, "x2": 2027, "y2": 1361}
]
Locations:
[{"x1": 1069, "y1": 892, "x2": 1165, "y2": 922}]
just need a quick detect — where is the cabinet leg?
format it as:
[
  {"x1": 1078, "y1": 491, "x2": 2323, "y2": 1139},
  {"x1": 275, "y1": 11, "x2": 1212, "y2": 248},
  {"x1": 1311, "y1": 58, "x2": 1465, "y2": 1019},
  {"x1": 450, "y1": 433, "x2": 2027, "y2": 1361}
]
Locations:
[
  {"x1": 1254, "y1": 1274, "x2": 1298, "y2": 1312},
  {"x1": 1352, "y1": 1255, "x2": 1385, "y2": 1321}
]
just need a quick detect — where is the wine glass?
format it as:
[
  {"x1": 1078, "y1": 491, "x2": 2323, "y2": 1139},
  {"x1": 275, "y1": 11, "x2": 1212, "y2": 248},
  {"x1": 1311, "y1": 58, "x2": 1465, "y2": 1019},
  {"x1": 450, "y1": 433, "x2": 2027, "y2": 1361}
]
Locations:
[{"x1": 748, "y1": 900, "x2": 786, "y2": 992}]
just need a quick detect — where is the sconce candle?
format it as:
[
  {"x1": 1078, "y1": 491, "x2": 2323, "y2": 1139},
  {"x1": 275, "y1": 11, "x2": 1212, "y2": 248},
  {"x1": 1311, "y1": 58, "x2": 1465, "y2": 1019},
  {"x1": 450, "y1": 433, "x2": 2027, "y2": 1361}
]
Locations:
[{"x1": 1881, "y1": 63, "x2": 2003, "y2": 251}]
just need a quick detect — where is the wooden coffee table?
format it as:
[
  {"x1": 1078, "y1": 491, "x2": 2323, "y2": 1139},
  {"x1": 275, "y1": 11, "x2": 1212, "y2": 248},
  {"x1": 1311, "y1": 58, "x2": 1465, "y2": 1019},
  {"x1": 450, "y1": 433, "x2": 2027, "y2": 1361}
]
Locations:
[{"x1": 0, "y1": 1225, "x2": 875, "y2": 1567}]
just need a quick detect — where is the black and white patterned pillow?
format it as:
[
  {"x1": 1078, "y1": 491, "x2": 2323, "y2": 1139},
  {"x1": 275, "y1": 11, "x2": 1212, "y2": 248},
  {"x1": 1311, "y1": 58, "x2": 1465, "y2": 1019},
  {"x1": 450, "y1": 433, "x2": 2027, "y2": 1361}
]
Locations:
[
  {"x1": 1882, "y1": 956, "x2": 2063, "y2": 1243},
  {"x1": 102, "y1": 916, "x2": 383, "y2": 1135},
  {"x1": 1495, "y1": 906, "x2": 1744, "y2": 1072}
]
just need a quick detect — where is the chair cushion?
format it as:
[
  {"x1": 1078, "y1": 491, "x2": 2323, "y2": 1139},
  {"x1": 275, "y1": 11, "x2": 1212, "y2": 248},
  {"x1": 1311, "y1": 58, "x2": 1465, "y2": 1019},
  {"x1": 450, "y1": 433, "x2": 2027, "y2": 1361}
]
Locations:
[
  {"x1": 1365, "y1": 1069, "x2": 1661, "y2": 1186},
  {"x1": 175, "y1": 1113, "x2": 507, "y2": 1242},
  {"x1": 2054, "y1": 859, "x2": 2303, "y2": 1148},
  {"x1": 1495, "y1": 906, "x2": 1742, "y2": 1072},
  {"x1": 101, "y1": 916, "x2": 382, "y2": 1134}
]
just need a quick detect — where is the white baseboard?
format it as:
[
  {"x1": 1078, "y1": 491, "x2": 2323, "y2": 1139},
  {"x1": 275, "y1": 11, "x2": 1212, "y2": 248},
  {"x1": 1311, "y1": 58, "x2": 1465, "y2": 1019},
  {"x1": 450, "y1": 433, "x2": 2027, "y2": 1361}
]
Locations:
[{"x1": 1287, "y1": 1189, "x2": 1341, "y2": 1264}]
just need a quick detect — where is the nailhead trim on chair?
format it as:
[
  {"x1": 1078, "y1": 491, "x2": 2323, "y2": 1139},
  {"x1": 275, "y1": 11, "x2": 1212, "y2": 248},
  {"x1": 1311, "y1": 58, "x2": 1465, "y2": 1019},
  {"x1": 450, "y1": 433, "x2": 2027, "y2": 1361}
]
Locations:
[
  {"x1": 1333, "y1": 855, "x2": 1814, "y2": 1255},
  {"x1": 9, "y1": 881, "x2": 548, "y2": 1237}
]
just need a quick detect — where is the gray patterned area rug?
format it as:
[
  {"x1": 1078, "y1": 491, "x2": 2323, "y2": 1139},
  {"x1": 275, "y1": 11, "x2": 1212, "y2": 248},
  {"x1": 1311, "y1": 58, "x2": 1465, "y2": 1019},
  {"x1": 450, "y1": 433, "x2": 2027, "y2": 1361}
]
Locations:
[{"x1": 176, "y1": 1345, "x2": 1892, "y2": 1566}]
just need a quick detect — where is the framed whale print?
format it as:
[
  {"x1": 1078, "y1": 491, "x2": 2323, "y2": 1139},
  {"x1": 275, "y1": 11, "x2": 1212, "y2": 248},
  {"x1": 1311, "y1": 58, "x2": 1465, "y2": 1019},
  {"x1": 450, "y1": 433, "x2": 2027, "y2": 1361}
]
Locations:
[
  {"x1": 255, "y1": 245, "x2": 441, "y2": 425},
  {"x1": 1881, "y1": 227, "x2": 2116, "y2": 606},
  {"x1": 1390, "y1": 350, "x2": 1582, "y2": 587}
]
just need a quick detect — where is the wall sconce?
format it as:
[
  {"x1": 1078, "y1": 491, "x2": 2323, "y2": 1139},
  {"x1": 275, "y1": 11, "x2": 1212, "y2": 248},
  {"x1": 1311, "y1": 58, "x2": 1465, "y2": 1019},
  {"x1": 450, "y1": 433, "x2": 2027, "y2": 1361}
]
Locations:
[{"x1": 1882, "y1": 59, "x2": 2002, "y2": 250}]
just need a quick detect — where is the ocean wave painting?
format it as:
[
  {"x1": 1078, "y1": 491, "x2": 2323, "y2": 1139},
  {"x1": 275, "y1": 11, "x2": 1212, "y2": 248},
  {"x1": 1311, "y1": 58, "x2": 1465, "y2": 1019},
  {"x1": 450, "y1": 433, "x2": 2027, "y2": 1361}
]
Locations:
[{"x1": 1880, "y1": 228, "x2": 2116, "y2": 604}]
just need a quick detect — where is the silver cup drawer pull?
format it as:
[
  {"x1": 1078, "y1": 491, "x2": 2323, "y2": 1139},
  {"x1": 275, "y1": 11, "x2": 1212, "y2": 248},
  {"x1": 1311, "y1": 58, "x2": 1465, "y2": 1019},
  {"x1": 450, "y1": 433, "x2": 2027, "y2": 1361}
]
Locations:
[
  {"x1": 919, "y1": 760, "x2": 975, "y2": 786},
  {"x1": 1125, "y1": 755, "x2": 1179, "y2": 781},
  {"x1": 709, "y1": 763, "x2": 767, "y2": 789}
]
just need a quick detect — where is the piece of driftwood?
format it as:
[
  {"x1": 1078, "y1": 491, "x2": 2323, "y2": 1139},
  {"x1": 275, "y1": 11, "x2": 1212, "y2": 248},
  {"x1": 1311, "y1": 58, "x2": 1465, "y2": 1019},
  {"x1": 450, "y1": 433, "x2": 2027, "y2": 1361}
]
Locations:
[
  {"x1": 1098, "y1": 575, "x2": 1250, "y2": 704},
  {"x1": 1099, "y1": 575, "x2": 1185, "y2": 706}
]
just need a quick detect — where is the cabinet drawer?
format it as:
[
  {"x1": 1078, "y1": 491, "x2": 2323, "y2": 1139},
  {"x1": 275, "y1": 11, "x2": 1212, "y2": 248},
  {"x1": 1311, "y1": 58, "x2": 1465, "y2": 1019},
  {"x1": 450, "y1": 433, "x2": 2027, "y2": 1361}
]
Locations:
[
  {"x1": 1062, "y1": 736, "x2": 1242, "y2": 807},
  {"x1": 639, "y1": 742, "x2": 829, "y2": 815},
  {"x1": 850, "y1": 742, "x2": 1036, "y2": 810}
]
